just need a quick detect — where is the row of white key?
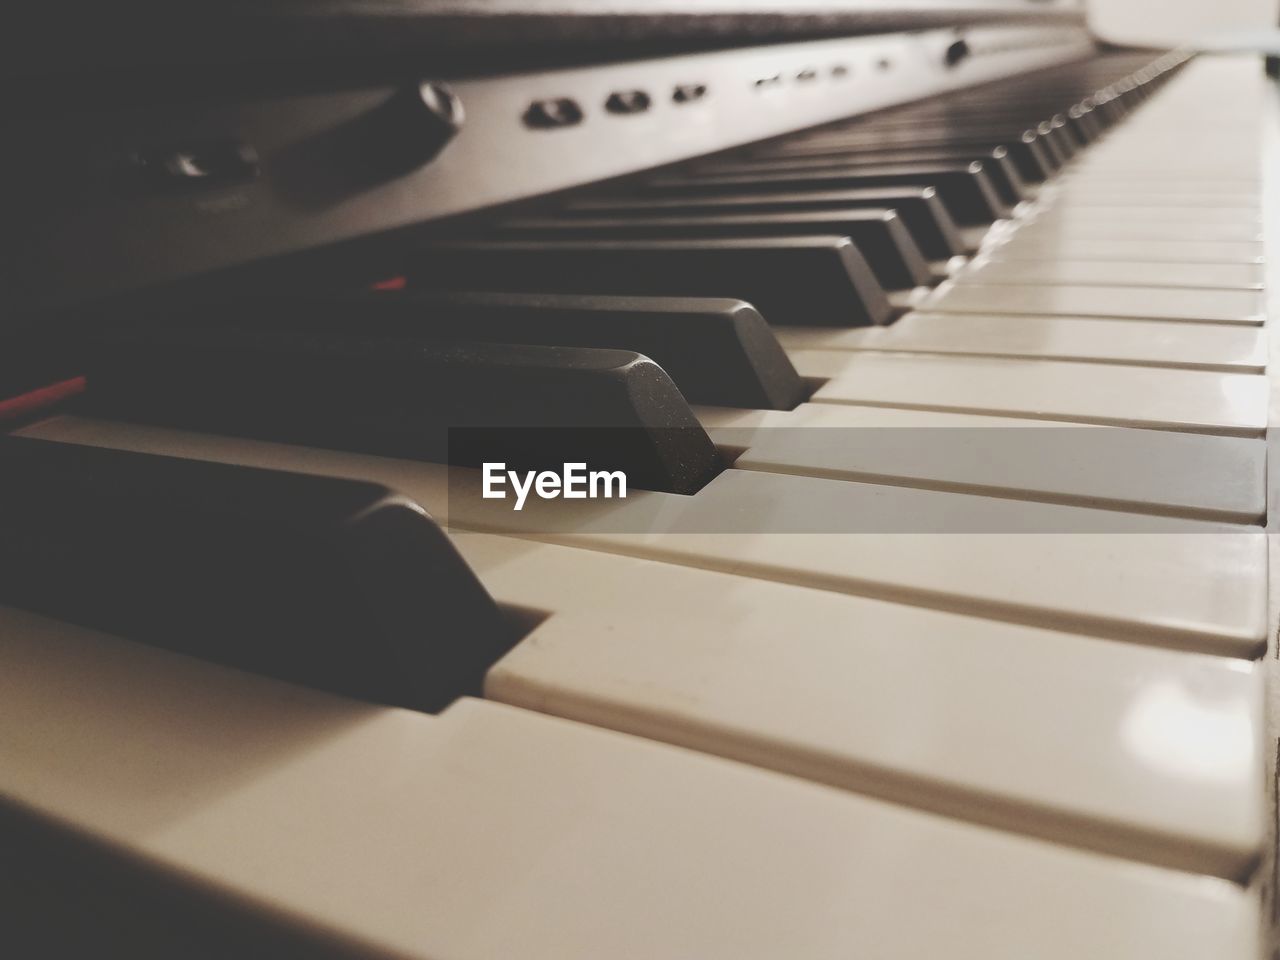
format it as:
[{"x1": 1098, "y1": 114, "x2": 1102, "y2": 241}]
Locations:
[{"x1": 0, "y1": 606, "x2": 1256, "y2": 958}]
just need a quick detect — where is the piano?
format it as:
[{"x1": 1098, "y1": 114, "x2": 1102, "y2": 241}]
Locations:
[{"x1": 1, "y1": 2, "x2": 1274, "y2": 956}]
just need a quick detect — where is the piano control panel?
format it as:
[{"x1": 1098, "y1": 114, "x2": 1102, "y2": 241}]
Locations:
[{"x1": 7, "y1": 24, "x2": 1094, "y2": 319}]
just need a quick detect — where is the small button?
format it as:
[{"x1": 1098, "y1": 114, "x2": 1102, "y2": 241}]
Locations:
[
  {"x1": 605, "y1": 90, "x2": 652, "y2": 115},
  {"x1": 944, "y1": 39, "x2": 971, "y2": 68},
  {"x1": 672, "y1": 84, "x2": 707, "y2": 104},
  {"x1": 141, "y1": 139, "x2": 258, "y2": 188},
  {"x1": 831, "y1": 64, "x2": 850, "y2": 79},
  {"x1": 754, "y1": 73, "x2": 783, "y2": 90},
  {"x1": 795, "y1": 68, "x2": 818, "y2": 83},
  {"x1": 524, "y1": 99, "x2": 585, "y2": 129}
]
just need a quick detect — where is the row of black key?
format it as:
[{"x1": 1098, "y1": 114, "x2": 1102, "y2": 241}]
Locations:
[{"x1": 2, "y1": 50, "x2": 1188, "y2": 716}]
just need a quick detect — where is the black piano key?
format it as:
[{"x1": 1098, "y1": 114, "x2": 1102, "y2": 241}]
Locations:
[
  {"x1": 962, "y1": 147, "x2": 1026, "y2": 207},
  {"x1": 1042, "y1": 117, "x2": 1079, "y2": 159},
  {"x1": 408, "y1": 237, "x2": 895, "y2": 326},
  {"x1": 490, "y1": 209, "x2": 933, "y2": 290},
  {"x1": 1065, "y1": 103, "x2": 1103, "y2": 144},
  {"x1": 187, "y1": 291, "x2": 807, "y2": 411},
  {"x1": 697, "y1": 147, "x2": 1028, "y2": 208},
  {"x1": 1007, "y1": 132, "x2": 1058, "y2": 180},
  {"x1": 959, "y1": 147, "x2": 1027, "y2": 208},
  {"x1": 870, "y1": 113, "x2": 1022, "y2": 131},
  {"x1": 1051, "y1": 117, "x2": 1082, "y2": 150},
  {"x1": 0, "y1": 435, "x2": 514, "y2": 713},
  {"x1": 1033, "y1": 121, "x2": 1071, "y2": 166},
  {"x1": 566, "y1": 188, "x2": 964, "y2": 260},
  {"x1": 776, "y1": 126, "x2": 1032, "y2": 151},
  {"x1": 79, "y1": 328, "x2": 722, "y2": 495},
  {"x1": 789, "y1": 121, "x2": 1010, "y2": 140},
  {"x1": 1092, "y1": 92, "x2": 1129, "y2": 125},
  {"x1": 732, "y1": 144, "x2": 1005, "y2": 173},
  {"x1": 1079, "y1": 95, "x2": 1116, "y2": 131},
  {"x1": 764, "y1": 132, "x2": 1056, "y2": 182},
  {"x1": 643, "y1": 163, "x2": 1010, "y2": 226}
]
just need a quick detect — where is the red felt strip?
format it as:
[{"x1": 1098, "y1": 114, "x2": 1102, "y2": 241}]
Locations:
[{"x1": 0, "y1": 377, "x2": 87, "y2": 423}]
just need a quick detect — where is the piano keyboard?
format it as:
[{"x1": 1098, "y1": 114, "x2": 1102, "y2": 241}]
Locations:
[{"x1": 1, "y1": 48, "x2": 1273, "y2": 959}]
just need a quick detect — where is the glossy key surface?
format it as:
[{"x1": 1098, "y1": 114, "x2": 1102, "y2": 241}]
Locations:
[
  {"x1": 805, "y1": 352, "x2": 1268, "y2": 437},
  {"x1": 960, "y1": 258, "x2": 1263, "y2": 291},
  {"x1": 925, "y1": 280, "x2": 1265, "y2": 325},
  {"x1": 0, "y1": 608, "x2": 1256, "y2": 959},
  {"x1": 411, "y1": 238, "x2": 894, "y2": 327},
  {"x1": 468, "y1": 532, "x2": 1263, "y2": 879},
  {"x1": 776, "y1": 313, "x2": 1267, "y2": 372}
]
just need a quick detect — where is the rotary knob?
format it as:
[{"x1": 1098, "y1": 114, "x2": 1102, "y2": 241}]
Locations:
[
  {"x1": 374, "y1": 81, "x2": 465, "y2": 171},
  {"x1": 245, "y1": 80, "x2": 465, "y2": 205}
]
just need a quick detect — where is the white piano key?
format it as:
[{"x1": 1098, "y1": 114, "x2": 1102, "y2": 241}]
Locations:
[
  {"x1": 466, "y1": 532, "x2": 1264, "y2": 879},
  {"x1": 694, "y1": 402, "x2": 1112, "y2": 434},
  {"x1": 985, "y1": 237, "x2": 1264, "y2": 265},
  {"x1": 0, "y1": 607, "x2": 1256, "y2": 960},
  {"x1": 1063, "y1": 167, "x2": 1260, "y2": 179},
  {"x1": 960, "y1": 258, "x2": 1263, "y2": 291},
  {"x1": 1033, "y1": 207, "x2": 1260, "y2": 227},
  {"x1": 695, "y1": 403, "x2": 1265, "y2": 523},
  {"x1": 1052, "y1": 176, "x2": 1261, "y2": 190},
  {"x1": 16, "y1": 417, "x2": 1269, "y2": 658},
  {"x1": 924, "y1": 281, "x2": 1265, "y2": 325},
  {"x1": 1056, "y1": 163, "x2": 1260, "y2": 177},
  {"x1": 1043, "y1": 178, "x2": 1260, "y2": 192},
  {"x1": 1068, "y1": 165, "x2": 1260, "y2": 177},
  {"x1": 1060, "y1": 165, "x2": 1260, "y2": 180},
  {"x1": 1029, "y1": 203, "x2": 1259, "y2": 225},
  {"x1": 1013, "y1": 219, "x2": 1263, "y2": 243},
  {"x1": 775, "y1": 313, "x2": 1267, "y2": 373},
  {"x1": 1041, "y1": 193, "x2": 1261, "y2": 209},
  {"x1": 711, "y1": 404, "x2": 1265, "y2": 524},
  {"x1": 803, "y1": 352, "x2": 1268, "y2": 437}
]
